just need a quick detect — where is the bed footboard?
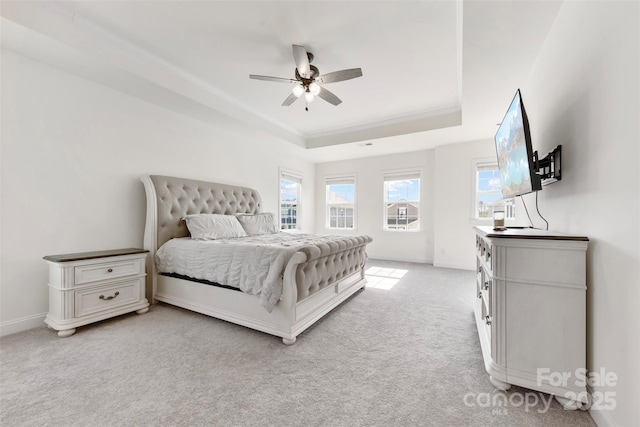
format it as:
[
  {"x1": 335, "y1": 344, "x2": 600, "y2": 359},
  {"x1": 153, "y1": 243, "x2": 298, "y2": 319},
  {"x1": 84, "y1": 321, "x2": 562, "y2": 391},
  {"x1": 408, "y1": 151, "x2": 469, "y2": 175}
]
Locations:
[
  {"x1": 295, "y1": 236, "x2": 372, "y2": 301},
  {"x1": 277, "y1": 235, "x2": 372, "y2": 345}
]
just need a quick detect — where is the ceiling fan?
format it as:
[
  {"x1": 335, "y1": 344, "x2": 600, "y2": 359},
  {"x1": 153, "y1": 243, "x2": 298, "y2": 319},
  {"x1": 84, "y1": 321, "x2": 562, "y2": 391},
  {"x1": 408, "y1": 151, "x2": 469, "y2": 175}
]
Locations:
[{"x1": 249, "y1": 44, "x2": 363, "y2": 110}]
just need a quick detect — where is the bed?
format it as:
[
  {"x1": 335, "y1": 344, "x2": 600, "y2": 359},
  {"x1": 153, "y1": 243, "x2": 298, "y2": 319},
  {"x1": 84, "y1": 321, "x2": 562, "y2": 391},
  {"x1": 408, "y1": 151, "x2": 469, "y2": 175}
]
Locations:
[{"x1": 141, "y1": 175, "x2": 372, "y2": 344}]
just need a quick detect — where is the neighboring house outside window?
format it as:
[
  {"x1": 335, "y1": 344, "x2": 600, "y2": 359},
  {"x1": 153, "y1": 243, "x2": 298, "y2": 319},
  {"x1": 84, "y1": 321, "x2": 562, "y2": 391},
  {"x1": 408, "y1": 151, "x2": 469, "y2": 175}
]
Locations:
[
  {"x1": 398, "y1": 206, "x2": 407, "y2": 220},
  {"x1": 474, "y1": 160, "x2": 515, "y2": 220},
  {"x1": 325, "y1": 176, "x2": 355, "y2": 229},
  {"x1": 280, "y1": 169, "x2": 302, "y2": 230},
  {"x1": 383, "y1": 170, "x2": 421, "y2": 231}
]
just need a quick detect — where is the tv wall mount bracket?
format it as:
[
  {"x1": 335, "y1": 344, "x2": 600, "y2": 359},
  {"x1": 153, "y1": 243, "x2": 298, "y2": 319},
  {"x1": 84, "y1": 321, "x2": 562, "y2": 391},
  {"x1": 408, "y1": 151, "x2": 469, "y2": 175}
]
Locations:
[{"x1": 534, "y1": 145, "x2": 562, "y2": 186}]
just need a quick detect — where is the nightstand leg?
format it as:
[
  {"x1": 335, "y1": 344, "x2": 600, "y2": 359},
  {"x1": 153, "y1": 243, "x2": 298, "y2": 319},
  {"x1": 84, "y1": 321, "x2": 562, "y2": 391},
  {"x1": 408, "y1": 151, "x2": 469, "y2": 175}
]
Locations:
[
  {"x1": 136, "y1": 307, "x2": 149, "y2": 314},
  {"x1": 57, "y1": 328, "x2": 76, "y2": 338}
]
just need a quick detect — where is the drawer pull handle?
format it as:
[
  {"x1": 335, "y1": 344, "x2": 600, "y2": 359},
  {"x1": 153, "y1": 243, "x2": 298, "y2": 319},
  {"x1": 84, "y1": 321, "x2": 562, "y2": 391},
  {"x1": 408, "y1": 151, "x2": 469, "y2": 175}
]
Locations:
[
  {"x1": 483, "y1": 281, "x2": 489, "y2": 290},
  {"x1": 99, "y1": 291, "x2": 120, "y2": 301},
  {"x1": 485, "y1": 316, "x2": 492, "y2": 325},
  {"x1": 107, "y1": 268, "x2": 113, "y2": 273}
]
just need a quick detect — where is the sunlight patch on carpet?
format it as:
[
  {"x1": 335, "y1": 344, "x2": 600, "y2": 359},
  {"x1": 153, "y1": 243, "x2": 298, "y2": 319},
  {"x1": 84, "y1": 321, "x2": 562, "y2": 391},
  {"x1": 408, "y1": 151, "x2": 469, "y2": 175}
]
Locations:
[{"x1": 365, "y1": 266, "x2": 407, "y2": 290}]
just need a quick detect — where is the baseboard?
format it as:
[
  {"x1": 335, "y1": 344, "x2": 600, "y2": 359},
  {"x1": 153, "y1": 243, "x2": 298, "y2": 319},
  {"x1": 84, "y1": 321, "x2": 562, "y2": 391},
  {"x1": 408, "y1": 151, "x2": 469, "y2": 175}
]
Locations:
[
  {"x1": 366, "y1": 254, "x2": 432, "y2": 264},
  {"x1": 589, "y1": 408, "x2": 614, "y2": 427},
  {"x1": 433, "y1": 261, "x2": 475, "y2": 271},
  {"x1": 587, "y1": 384, "x2": 615, "y2": 427},
  {"x1": 1, "y1": 312, "x2": 47, "y2": 337}
]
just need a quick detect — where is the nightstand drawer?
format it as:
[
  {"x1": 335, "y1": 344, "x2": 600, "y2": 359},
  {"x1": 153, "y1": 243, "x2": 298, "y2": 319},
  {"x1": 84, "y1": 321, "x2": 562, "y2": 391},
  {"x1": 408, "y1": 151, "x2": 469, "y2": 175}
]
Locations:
[
  {"x1": 75, "y1": 278, "x2": 142, "y2": 317},
  {"x1": 74, "y1": 258, "x2": 143, "y2": 285}
]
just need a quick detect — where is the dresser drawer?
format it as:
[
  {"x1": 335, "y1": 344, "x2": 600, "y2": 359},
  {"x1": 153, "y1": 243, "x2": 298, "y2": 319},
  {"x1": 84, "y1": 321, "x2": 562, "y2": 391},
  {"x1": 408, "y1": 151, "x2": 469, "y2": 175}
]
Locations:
[
  {"x1": 476, "y1": 259, "x2": 483, "y2": 298},
  {"x1": 477, "y1": 237, "x2": 493, "y2": 275},
  {"x1": 74, "y1": 258, "x2": 143, "y2": 285},
  {"x1": 480, "y1": 276, "x2": 492, "y2": 315},
  {"x1": 74, "y1": 278, "x2": 143, "y2": 317},
  {"x1": 484, "y1": 242, "x2": 493, "y2": 267}
]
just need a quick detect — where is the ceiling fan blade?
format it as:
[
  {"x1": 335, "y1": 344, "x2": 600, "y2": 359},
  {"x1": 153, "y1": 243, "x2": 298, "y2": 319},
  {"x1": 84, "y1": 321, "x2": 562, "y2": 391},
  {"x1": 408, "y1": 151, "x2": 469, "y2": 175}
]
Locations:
[
  {"x1": 281, "y1": 93, "x2": 298, "y2": 106},
  {"x1": 250, "y1": 74, "x2": 298, "y2": 83},
  {"x1": 316, "y1": 68, "x2": 363, "y2": 84},
  {"x1": 317, "y1": 86, "x2": 342, "y2": 106},
  {"x1": 292, "y1": 44, "x2": 311, "y2": 79}
]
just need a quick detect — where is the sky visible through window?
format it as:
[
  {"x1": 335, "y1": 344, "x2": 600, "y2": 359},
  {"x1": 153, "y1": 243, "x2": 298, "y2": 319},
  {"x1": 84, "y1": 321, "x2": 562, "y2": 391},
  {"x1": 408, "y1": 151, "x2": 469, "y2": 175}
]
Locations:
[
  {"x1": 328, "y1": 184, "x2": 355, "y2": 202},
  {"x1": 386, "y1": 179, "x2": 420, "y2": 202},
  {"x1": 280, "y1": 179, "x2": 298, "y2": 202},
  {"x1": 477, "y1": 170, "x2": 503, "y2": 205}
]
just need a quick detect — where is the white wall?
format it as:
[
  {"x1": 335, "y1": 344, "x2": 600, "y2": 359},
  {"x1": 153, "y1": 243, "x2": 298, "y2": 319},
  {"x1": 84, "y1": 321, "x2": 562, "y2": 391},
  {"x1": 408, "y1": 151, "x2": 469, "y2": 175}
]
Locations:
[
  {"x1": 314, "y1": 151, "x2": 435, "y2": 263},
  {"x1": 523, "y1": 2, "x2": 639, "y2": 426},
  {"x1": 0, "y1": 50, "x2": 315, "y2": 335},
  {"x1": 432, "y1": 139, "x2": 532, "y2": 270},
  {"x1": 433, "y1": 139, "x2": 495, "y2": 269}
]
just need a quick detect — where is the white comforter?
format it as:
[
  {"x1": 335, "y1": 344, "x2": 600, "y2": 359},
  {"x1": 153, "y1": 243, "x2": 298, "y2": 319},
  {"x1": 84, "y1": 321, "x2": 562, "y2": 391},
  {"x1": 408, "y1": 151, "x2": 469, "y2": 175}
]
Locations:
[{"x1": 155, "y1": 233, "x2": 346, "y2": 312}]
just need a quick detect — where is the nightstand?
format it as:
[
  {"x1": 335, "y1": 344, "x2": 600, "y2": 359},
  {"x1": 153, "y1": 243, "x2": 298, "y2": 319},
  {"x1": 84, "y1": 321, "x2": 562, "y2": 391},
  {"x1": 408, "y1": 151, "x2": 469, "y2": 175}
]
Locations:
[{"x1": 44, "y1": 248, "x2": 150, "y2": 337}]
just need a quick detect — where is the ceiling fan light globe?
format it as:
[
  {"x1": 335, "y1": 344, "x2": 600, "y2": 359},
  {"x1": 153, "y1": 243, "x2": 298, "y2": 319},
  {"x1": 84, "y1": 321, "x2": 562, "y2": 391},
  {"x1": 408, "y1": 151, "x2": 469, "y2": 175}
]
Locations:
[
  {"x1": 304, "y1": 91, "x2": 315, "y2": 103},
  {"x1": 309, "y1": 82, "x2": 321, "y2": 95},
  {"x1": 292, "y1": 85, "x2": 304, "y2": 98}
]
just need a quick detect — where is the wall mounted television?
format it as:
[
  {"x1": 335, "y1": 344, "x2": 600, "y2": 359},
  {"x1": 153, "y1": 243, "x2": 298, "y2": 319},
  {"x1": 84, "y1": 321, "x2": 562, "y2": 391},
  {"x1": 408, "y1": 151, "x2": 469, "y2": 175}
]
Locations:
[{"x1": 494, "y1": 89, "x2": 542, "y2": 198}]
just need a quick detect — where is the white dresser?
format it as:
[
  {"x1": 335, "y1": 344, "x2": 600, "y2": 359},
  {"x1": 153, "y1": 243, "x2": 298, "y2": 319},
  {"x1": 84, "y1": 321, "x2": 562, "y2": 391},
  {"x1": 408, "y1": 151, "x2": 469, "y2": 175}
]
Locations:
[
  {"x1": 473, "y1": 226, "x2": 589, "y2": 409},
  {"x1": 44, "y1": 248, "x2": 150, "y2": 337}
]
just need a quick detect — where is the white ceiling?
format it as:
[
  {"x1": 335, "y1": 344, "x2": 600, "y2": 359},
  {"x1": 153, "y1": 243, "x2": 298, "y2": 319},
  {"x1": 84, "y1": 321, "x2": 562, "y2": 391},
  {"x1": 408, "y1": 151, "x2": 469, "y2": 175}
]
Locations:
[{"x1": 1, "y1": 1, "x2": 563, "y2": 163}]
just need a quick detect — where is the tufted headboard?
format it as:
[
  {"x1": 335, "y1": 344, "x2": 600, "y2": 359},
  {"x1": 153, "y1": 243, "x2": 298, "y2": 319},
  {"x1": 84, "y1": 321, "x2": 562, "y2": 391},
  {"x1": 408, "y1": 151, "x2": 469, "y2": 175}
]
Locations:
[{"x1": 141, "y1": 175, "x2": 262, "y2": 250}]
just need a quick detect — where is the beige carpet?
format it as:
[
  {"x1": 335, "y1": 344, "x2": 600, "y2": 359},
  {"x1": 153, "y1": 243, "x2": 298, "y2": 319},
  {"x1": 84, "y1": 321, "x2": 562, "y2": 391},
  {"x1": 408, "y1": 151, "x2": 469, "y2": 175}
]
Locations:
[{"x1": 0, "y1": 260, "x2": 595, "y2": 426}]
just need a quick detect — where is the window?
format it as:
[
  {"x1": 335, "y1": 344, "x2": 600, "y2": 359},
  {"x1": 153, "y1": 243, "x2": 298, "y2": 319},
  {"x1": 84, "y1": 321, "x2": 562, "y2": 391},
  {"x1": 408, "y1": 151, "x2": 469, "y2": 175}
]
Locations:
[
  {"x1": 397, "y1": 206, "x2": 407, "y2": 220},
  {"x1": 325, "y1": 176, "x2": 355, "y2": 229},
  {"x1": 383, "y1": 170, "x2": 421, "y2": 231},
  {"x1": 280, "y1": 169, "x2": 302, "y2": 230},
  {"x1": 474, "y1": 162, "x2": 515, "y2": 220}
]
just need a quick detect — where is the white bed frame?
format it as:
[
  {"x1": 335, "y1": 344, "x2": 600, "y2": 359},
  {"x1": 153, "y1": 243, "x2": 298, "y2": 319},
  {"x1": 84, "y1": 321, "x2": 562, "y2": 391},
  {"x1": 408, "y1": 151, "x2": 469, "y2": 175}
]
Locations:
[{"x1": 141, "y1": 175, "x2": 372, "y2": 344}]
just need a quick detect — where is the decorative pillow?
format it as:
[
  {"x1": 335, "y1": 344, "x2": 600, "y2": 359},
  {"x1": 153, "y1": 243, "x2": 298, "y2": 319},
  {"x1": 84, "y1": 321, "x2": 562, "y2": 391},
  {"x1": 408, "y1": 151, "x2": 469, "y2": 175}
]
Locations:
[
  {"x1": 182, "y1": 214, "x2": 248, "y2": 240},
  {"x1": 236, "y1": 213, "x2": 279, "y2": 236}
]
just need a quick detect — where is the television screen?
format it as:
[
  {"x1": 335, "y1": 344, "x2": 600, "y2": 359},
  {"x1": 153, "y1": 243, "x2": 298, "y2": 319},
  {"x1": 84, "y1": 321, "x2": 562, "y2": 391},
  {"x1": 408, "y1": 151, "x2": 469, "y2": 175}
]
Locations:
[{"x1": 494, "y1": 89, "x2": 541, "y2": 198}]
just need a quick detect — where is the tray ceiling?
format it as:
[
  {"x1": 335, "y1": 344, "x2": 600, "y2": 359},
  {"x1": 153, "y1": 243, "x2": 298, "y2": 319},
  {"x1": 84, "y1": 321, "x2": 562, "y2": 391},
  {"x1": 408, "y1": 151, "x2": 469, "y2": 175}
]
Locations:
[{"x1": 1, "y1": 1, "x2": 563, "y2": 162}]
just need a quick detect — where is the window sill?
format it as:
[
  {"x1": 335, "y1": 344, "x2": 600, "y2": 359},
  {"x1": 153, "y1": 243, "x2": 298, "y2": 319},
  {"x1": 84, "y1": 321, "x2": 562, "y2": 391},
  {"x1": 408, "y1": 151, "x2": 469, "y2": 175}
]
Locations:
[{"x1": 325, "y1": 227, "x2": 358, "y2": 233}]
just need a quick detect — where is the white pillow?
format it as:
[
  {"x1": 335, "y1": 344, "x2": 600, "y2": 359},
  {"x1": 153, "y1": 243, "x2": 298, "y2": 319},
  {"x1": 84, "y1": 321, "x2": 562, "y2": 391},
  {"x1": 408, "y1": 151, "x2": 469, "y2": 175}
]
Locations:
[
  {"x1": 182, "y1": 214, "x2": 248, "y2": 240},
  {"x1": 236, "y1": 213, "x2": 279, "y2": 236}
]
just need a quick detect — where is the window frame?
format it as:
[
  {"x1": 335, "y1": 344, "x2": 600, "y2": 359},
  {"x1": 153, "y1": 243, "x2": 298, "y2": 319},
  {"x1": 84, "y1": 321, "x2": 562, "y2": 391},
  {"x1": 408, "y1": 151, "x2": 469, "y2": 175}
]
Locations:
[
  {"x1": 382, "y1": 169, "x2": 422, "y2": 232},
  {"x1": 471, "y1": 158, "x2": 516, "y2": 223},
  {"x1": 325, "y1": 175, "x2": 356, "y2": 230},
  {"x1": 279, "y1": 167, "x2": 302, "y2": 231}
]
